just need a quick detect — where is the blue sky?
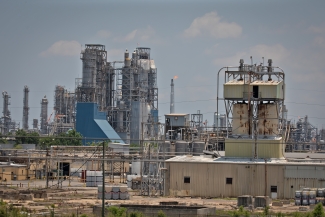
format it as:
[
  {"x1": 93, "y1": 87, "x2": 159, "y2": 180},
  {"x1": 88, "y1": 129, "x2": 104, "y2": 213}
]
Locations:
[{"x1": 1, "y1": 0, "x2": 325, "y2": 129}]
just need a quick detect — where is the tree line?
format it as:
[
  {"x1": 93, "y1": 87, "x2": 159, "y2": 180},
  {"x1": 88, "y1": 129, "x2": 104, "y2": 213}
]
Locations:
[{"x1": 0, "y1": 129, "x2": 82, "y2": 149}]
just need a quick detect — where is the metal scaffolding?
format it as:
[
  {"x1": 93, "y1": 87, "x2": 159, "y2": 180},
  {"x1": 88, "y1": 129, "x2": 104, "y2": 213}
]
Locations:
[
  {"x1": 50, "y1": 85, "x2": 76, "y2": 135},
  {"x1": 1, "y1": 91, "x2": 18, "y2": 134}
]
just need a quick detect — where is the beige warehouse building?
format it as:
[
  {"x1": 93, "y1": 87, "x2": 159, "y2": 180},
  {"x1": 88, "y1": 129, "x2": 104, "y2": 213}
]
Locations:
[{"x1": 165, "y1": 155, "x2": 325, "y2": 199}]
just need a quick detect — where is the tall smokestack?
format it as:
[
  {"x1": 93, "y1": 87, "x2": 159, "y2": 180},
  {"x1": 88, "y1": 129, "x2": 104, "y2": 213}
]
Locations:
[
  {"x1": 22, "y1": 85, "x2": 29, "y2": 130},
  {"x1": 170, "y1": 79, "x2": 175, "y2": 114}
]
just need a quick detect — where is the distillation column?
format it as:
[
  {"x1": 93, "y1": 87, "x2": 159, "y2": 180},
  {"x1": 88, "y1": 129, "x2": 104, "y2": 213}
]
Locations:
[
  {"x1": 22, "y1": 85, "x2": 29, "y2": 130},
  {"x1": 2, "y1": 91, "x2": 11, "y2": 134},
  {"x1": 40, "y1": 96, "x2": 48, "y2": 134}
]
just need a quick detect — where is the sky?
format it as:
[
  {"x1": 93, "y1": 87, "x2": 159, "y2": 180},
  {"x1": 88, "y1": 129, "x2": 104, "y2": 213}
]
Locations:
[{"x1": 1, "y1": 0, "x2": 325, "y2": 129}]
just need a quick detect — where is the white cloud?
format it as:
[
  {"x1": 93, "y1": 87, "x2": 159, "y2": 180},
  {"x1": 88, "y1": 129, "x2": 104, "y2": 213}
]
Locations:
[
  {"x1": 309, "y1": 26, "x2": 325, "y2": 34},
  {"x1": 97, "y1": 30, "x2": 111, "y2": 38},
  {"x1": 250, "y1": 44, "x2": 290, "y2": 63},
  {"x1": 40, "y1": 40, "x2": 81, "y2": 57},
  {"x1": 313, "y1": 36, "x2": 325, "y2": 48},
  {"x1": 213, "y1": 44, "x2": 290, "y2": 67},
  {"x1": 183, "y1": 12, "x2": 242, "y2": 39},
  {"x1": 107, "y1": 49, "x2": 124, "y2": 60},
  {"x1": 114, "y1": 26, "x2": 158, "y2": 43}
]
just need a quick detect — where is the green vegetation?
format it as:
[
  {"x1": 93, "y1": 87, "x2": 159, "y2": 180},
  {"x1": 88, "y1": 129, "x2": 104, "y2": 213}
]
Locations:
[
  {"x1": 107, "y1": 206, "x2": 127, "y2": 217},
  {"x1": 231, "y1": 206, "x2": 250, "y2": 217},
  {"x1": 56, "y1": 129, "x2": 82, "y2": 146},
  {"x1": 157, "y1": 210, "x2": 166, "y2": 217},
  {"x1": 313, "y1": 203, "x2": 325, "y2": 217},
  {"x1": 15, "y1": 129, "x2": 39, "y2": 145},
  {"x1": 263, "y1": 205, "x2": 270, "y2": 216},
  {"x1": 88, "y1": 140, "x2": 111, "y2": 147},
  {"x1": 39, "y1": 129, "x2": 83, "y2": 148},
  {"x1": 128, "y1": 212, "x2": 144, "y2": 217},
  {"x1": 13, "y1": 144, "x2": 23, "y2": 149},
  {"x1": 0, "y1": 133, "x2": 7, "y2": 144}
]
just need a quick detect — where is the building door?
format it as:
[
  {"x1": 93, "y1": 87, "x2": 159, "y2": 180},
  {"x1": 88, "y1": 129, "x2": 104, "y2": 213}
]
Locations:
[
  {"x1": 271, "y1": 186, "x2": 277, "y2": 199},
  {"x1": 253, "y1": 86, "x2": 259, "y2": 98}
]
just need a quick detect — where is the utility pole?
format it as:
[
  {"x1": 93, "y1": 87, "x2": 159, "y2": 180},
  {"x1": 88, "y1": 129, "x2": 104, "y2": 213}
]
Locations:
[
  {"x1": 102, "y1": 141, "x2": 105, "y2": 217},
  {"x1": 46, "y1": 148, "x2": 49, "y2": 188},
  {"x1": 57, "y1": 154, "x2": 60, "y2": 188}
]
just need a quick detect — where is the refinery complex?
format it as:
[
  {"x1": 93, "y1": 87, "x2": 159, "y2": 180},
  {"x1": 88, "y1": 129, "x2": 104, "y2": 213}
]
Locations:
[{"x1": 0, "y1": 44, "x2": 325, "y2": 215}]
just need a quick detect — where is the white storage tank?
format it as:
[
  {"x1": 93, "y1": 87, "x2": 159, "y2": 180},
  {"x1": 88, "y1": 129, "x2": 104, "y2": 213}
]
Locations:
[
  {"x1": 131, "y1": 161, "x2": 141, "y2": 175},
  {"x1": 192, "y1": 142, "x2": 205, "y2": 156},
  {"x1": 175, "y1": 141, "x2": 188, "y2": 155}
]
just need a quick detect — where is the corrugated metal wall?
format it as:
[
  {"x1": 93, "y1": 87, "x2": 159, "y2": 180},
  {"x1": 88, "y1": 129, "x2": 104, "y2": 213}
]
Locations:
[
  {"x1": 223, "y1": 80, "x2": 249, "y2": 99},
  {"x1": 166, "y1": 161, "x2": 325, "y2": 199},
  {"x1": 225, "y1": 138, "x2": 284, "y2": 159}
]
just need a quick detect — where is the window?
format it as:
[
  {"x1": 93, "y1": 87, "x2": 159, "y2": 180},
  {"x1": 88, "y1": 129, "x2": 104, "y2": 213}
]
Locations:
[
  {"x1": 226, "y1": 178, "x2": 233, "y2": 184},
  {"x1": 271, "y1": 186, "x2": 277, "y2": 193},
  {"x1": 184, "y1": 176, "x2": 190, "y2": 183}
]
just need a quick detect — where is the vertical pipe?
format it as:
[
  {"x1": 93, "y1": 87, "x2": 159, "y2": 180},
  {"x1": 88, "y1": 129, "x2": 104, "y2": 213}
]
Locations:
[
  {"x1": 102, "y1": 141, "x2": 105, "y2": 217},
  {"x1": 265, "y1": 159, "x2": 267, "y2": 197},
  {"x1": 46, "y1": 148, "x2": 49, "y2": 188},
  {"x1": 170, "y1": 79, "x2": 175, "y2": 114}
]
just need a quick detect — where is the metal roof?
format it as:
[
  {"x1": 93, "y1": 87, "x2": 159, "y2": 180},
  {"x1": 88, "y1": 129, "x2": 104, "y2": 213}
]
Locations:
[
  {"x1": 165, "y1": 113, "x2": 189, "y2": 116},
  {"x1": 224, "y1": 80, "x2": 248, "y2": 85},
  {"x1": 94, "y1": 119, "x2": 125, "y2": 144},
  {"x1": 250, "y1": 80, "x2": 282, "y2": 85},
  {"x1": 166, "y1": 155, "x2": 325, "y2": 166}
]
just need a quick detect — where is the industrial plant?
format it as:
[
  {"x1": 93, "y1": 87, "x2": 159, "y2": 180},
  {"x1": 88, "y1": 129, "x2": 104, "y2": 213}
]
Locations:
[{"x1": 1, "y1": 44, "x2": 325, "y2": 215}]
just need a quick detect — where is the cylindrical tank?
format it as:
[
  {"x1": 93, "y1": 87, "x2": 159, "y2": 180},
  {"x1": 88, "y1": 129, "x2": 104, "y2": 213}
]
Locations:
[
  {"x1": 317, "y1": 188, "x2": 325, "y2": 197},
  {"x1": 309, "y1": 191, "x2": 316, "y2": 205},
  {"x1": 131, "y1": 161, "x2": 141, "y2": 175},
  {"x1": 159, "y1": 141, "x2": 171, "y2": 157},
  {"x1": 82, "y1": 51, "x2": 97, "y2": 87},
  {"x1": 295, "y1": 191, "x2": 302, "y2": 206},
  {"x1": 175, "y1": 141, "x2": 188, "y2": 155},
  {"x1": 169, "y1": 141, "x2": 175, "y2": 156},
  {"x1": 124, "y1": 50, "x2": 131, "y2": 67},
  {"x1": 132, "y1": 50, "x2": 137, "y2": 66},
  {"x1": 302, "y1": 191, "x2": 309, "y2": 205},
  {"x1": 192, "y1": 142, "x2": 206, "y2": 156}
]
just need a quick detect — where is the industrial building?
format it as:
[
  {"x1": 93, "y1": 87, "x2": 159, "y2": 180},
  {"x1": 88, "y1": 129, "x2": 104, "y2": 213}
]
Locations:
[
  {"x1": 165, "y1": 155, "x2": 325, "y2": 199},
  {"x1": 73, "y1": 45, "x2": 158, "y2": 144},
  {"x1": 163, "y1": 58, "x2": 325, "y2": 199}
]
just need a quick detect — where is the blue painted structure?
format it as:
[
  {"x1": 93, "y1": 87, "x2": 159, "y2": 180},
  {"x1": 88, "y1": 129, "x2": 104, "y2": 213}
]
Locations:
[{"x1": 76, "y1": 102, "x2": 125, "y2": 145}]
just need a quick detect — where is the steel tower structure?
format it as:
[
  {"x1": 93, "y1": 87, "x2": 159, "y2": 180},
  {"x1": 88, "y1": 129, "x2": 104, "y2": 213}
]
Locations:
[
  {"x1": 51, "y1": 85, "x2": 76, "y2": 135},
  {"x1": 217, "y1": 58, "x2": 286, "y2": 159},
  {"x1": 22, "y1": 85, "x2": 29, "y2": 130},
  {"x1": 108, "y1": 48, "x2": 158, "y2": 144},
  {"x1": 76, "y1": 44, "x2": 114, "y2": 112},
  {"x1": 1, "y1": 91, "x2": 11, "y2": 134},
  {"x1": 40, "y1": 96, "x2": 48, "y2": 134}
]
